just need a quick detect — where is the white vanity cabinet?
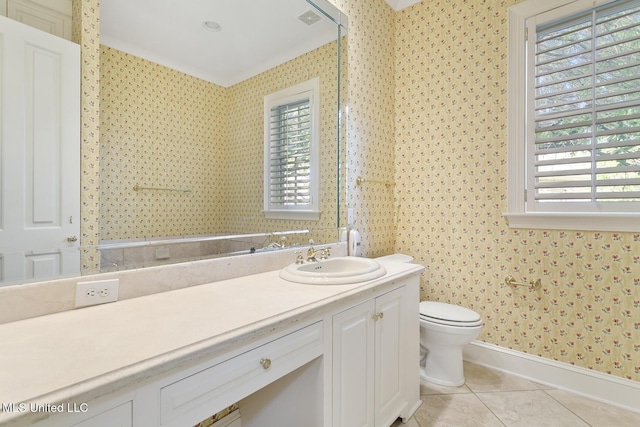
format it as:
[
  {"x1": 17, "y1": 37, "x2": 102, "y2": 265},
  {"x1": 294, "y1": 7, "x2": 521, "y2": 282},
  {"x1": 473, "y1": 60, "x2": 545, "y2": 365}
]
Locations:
[
  {"x1": 332, "y1": 279, "x2": 420, "y2": 427},
  {"x1": 68, "y1": 401, "x2": 132, "y2": 427},
  {"x1": 4, "y1": 264, "x2": 423, "y2": 427},
  {"x1": 35, "y1": 392, "x2": 135, "y2": 427},
  {"x1": 36, "y1": 322, "x2": 325, "y2": 427},
  {"x1": 156, "y1": 321, "x2": 324, "y2": 427}
]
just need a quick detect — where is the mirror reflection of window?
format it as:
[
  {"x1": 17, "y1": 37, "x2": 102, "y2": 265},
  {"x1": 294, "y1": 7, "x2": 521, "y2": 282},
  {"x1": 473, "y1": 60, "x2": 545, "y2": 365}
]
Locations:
[{"x1": 264, "y1": 78, "x2": 321, "y2": 220}]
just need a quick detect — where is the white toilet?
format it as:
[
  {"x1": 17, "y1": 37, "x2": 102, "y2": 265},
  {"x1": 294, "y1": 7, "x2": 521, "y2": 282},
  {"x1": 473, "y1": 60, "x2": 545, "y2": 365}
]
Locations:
[
  {"x1": 419, "y1": 301, "x2": 482, "y2": 386},
  {"x1": 376, "y1": 254, "x2": 483, "y2": 386}
]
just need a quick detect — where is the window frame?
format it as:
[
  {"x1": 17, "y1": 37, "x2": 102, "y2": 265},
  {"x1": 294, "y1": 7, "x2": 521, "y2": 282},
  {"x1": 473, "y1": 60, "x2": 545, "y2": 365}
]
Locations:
[
  {"x1": 505, "y1": 0, "x2": 640, "y2": 232},
  {"x1": 263, "y1": 78, "x2": 320, "y2": 220}
]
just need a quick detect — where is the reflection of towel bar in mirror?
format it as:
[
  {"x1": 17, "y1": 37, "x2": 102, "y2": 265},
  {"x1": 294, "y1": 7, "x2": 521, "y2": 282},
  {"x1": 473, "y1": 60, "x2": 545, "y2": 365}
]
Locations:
[
  {"x1": 356, "y1": 176, "x2": 395, "y2": 188},
  {"x1": 505, "y1": 275, "x2": 542, "y2": 290},
  {"x1": 133, "y1": 185, "x2": 191, "y2": 193}
]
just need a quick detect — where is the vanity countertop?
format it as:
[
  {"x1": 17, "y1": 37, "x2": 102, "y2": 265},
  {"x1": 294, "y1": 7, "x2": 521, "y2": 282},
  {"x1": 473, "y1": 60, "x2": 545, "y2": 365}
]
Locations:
[{"x1": 0, "y1": 260, "x2": 423, "y2": 424}]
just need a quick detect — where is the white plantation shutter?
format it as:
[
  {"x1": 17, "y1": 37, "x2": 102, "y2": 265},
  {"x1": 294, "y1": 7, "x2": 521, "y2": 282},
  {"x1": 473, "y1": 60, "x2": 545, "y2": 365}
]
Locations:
[
  {"x1": 529, "y1": 0, "x2": 640, "y2": 212},
  {"x1": 269, "y1": 98, "x2": 312, "y2": 206},
  {"x1": 264, "y1": 78, "x2": 320, "y2": 220}
]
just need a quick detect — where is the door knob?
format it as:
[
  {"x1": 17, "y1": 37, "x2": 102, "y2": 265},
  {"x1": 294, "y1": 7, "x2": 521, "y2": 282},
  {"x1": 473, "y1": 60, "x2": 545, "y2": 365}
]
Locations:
[{"x1": 67, "y1": 236, "x2": 78, "y2": 242}]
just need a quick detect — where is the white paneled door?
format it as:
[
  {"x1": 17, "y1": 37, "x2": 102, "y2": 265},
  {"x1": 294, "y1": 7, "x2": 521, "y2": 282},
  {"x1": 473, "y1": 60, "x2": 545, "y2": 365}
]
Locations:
[{"x1": 0, "y1": 15, "x2": 80, "y2": 285}]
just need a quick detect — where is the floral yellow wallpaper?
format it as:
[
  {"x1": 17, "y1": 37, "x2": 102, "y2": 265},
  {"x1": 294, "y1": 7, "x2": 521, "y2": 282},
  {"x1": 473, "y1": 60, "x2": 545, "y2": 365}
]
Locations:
[
  {"x1": 393, "y1": 0, "x2": 640, "y2": 381},
  {"x1": 99, "y1": 40, "x2": 340, "y2": 245},
  {"x1": 331, "y1": 0, "x2": 398, "y2": 257},
  {"x1": 224, "y1": 39, "x2": 341, "y2": 242},
  {"x1": 79, "y1": 0, "x2": 639, "y2": 384},
  {"x1": 99, "y1": 46, "x2": 228, "y2": 240},
  {"x1": 72, "y1": 0, "x2": 100, "y2": 274}
]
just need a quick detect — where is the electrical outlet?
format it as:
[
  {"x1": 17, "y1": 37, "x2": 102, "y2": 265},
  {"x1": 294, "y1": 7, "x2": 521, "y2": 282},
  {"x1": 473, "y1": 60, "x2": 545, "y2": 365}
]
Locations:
[{"x1": 76, "y1": 279, "x2": 119, "y2": 307}]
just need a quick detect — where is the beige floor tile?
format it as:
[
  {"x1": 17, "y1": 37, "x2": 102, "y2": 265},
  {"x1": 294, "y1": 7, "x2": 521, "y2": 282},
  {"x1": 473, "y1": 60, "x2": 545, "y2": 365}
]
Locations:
[
  {"x1": 530, "y1": 381, "x2": 556, "y2": 390},
  {"x1": 545, "y1": 389, "x2": 640, "y2": 427},
  {"x1": 476, "y1": 390, "x2": 590, "y2": 426},
  {"x1": 413, "y1": 394, "x2": 504, "y2": 427},
  {"x1": 420, "y1": 379, "x2": 473, "y2": 396},
  {"x1": 407, "y1": 364, "x2": 639, "y2": 426},
  {"x1": 463, "y1": 362, "x2": 543, "y2": 393}
]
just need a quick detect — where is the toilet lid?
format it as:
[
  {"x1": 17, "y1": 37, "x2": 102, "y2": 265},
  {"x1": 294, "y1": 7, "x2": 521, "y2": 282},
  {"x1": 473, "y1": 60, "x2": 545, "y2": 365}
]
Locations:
[
  {"x1": 376, "y1": 254, "x2": 414, "y2": 263},
  {"x1": 419, "y1": 301, "x2": 481, "y2": 324}
]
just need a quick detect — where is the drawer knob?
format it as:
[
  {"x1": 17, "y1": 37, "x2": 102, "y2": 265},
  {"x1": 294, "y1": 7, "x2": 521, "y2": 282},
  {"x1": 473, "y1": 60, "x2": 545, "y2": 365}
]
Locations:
[{"x1": 260, "y1": 358, "x2": 272, "y2": 370}]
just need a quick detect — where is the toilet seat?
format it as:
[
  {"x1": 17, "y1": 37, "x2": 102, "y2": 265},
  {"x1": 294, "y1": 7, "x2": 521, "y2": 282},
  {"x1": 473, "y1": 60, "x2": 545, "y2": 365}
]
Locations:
[{"x1": 419, "y1": 301, "x2": 483, "y2": 327}]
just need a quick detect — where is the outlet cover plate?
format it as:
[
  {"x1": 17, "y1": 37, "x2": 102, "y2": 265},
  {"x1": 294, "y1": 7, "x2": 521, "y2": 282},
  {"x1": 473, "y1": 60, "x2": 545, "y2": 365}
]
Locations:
[{"x1": 76, "y1": 279, "x2": 119, "y2": 307}]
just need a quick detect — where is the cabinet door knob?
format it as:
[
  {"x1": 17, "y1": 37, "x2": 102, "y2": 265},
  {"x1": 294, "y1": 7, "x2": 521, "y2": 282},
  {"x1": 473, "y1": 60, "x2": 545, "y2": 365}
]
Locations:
[
  {"x1": 260, "y1": 358, "x2": 272, "y2": 370},
  {"x1": 372, "y1": 312, "x2": 384, "y2": 321},
  {"x1": 67, "y1": 236, "x2": 78, "y2": 242}
]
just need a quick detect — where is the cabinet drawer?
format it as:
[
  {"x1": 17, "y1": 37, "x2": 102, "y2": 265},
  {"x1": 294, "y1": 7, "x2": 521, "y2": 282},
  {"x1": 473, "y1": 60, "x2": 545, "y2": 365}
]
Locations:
[{"x1": 160, "y1": 321, "x2": 323, "y2": 426}]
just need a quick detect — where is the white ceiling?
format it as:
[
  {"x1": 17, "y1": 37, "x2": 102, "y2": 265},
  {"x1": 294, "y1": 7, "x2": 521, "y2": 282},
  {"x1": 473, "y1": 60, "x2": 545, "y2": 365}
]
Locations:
[
  {"x1": 384, "y1": 0, "x2": 422, "y2": 11},
  {"x1": 100, "y1": 0, "x2": 340, "y2": 88}
]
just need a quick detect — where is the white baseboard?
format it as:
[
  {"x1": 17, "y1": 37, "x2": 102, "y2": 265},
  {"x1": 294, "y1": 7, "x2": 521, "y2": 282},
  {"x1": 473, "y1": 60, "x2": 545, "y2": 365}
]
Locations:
[{"x1": 463, "y1": 341, "x2": 640, "y2": 414}]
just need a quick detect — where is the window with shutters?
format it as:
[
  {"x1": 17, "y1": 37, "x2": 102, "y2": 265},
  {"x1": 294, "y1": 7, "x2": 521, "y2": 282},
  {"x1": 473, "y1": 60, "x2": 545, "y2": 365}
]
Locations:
[
  {"x1": 506, "y1": 0, "x2": 640, "y2": 231},
  {"x1": 264, "y1": 78, "x2": 320, "y2": 220}
]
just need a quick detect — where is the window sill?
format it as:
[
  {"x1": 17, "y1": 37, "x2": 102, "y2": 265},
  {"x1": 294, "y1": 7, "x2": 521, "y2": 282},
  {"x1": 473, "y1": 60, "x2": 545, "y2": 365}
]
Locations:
[
  {"x1": 264, "y1": 210, "x2": 320, "y2": 221},
  {"x1": 503, "y1": 212, "x2": 640, "y2": 233}
]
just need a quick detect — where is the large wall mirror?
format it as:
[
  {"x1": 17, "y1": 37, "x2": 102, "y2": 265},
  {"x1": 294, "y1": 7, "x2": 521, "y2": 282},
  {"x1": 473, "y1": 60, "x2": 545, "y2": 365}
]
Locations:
[{"x1": 0, "y1": 0, "x2": 347, "y2": 287}]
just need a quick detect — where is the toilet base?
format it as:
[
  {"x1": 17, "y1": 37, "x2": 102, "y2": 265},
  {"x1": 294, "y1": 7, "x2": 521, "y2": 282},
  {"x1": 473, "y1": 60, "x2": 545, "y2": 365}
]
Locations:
[
  {"x1": 419, "y1": 344, "x2": 466, "y2": 387},
  {"x1": 420, "y1": 371, "x2": 465, "y2": 387}
]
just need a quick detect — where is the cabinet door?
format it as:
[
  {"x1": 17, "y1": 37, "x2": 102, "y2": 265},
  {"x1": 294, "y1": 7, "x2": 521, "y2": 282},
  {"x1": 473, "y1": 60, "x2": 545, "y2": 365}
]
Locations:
[
  {"x1": 71, "y1": 402, "x2": 132, "y2": 427},
  {"x1": 332, "y1": 299, "x2": 375, "y2": 427},
  {"x1": 374, "y1": 287, "x2": 405, "y2": 427}
]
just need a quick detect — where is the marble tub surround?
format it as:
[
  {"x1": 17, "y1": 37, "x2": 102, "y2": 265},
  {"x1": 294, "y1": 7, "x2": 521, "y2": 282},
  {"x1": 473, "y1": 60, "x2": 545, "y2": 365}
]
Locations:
[
  {"x1": 98, "y1": 234, "x2": 273, "y2": 273},
  {"x1": 98, "y1": 231, "x2": 316, "y2": 273},
  {"x1": 0, "y1": 242, "x2": 346, "y2": 324},
  {"x1": 0, "y1": 257, "x2": 422, "y2": 426}
]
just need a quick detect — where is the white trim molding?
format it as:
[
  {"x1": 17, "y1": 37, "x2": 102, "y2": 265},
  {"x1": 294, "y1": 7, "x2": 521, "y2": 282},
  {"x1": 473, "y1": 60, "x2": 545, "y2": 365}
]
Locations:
[
  {"x1": 464, "y1": 341, "x2": 640, "y2": 414},
  {"x1": 505, "y1": 0, "x2": 640, "y2": 233},
  {"x1": 503, "y1": 212, "x2": 640, "y2": 232}
]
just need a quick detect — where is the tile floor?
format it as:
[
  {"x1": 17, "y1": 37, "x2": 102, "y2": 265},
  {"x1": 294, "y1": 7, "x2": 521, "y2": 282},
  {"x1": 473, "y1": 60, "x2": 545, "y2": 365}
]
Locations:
[{"x1": 393, "y1": 362, "x2": 640, "y2": 427}]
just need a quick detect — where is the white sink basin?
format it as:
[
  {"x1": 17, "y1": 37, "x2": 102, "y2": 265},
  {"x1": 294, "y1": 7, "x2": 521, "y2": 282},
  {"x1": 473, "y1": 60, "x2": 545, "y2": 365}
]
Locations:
[{"x1": 279, "y1": 256, "x2": 387, "y2": 285}]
